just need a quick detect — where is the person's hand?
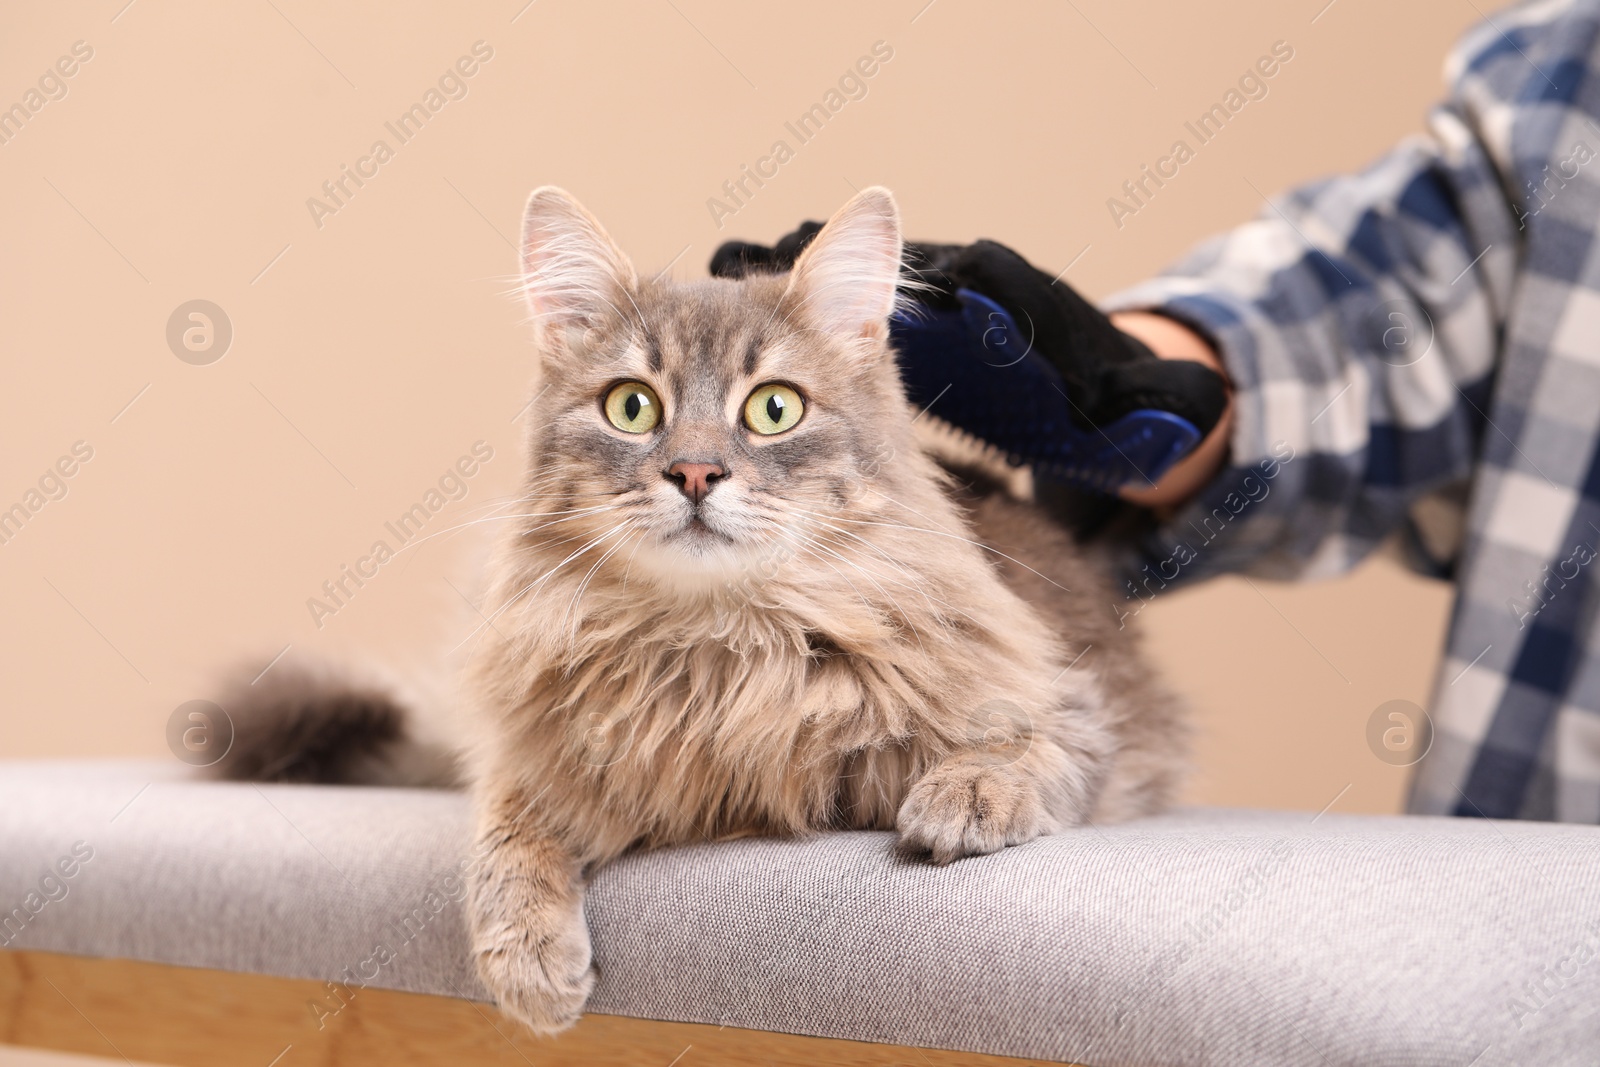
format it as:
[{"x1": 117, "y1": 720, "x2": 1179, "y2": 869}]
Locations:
[{"x1": 1110, "y1": 312, "x2": 1233, "y2": 509}]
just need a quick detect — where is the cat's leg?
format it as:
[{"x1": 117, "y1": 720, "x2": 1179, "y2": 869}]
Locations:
[
  {"x1": 467, "y1": 786, "x2": 594, "y2": 1034},
  {"x1": 896, "y1": 713, "x2": 1113, "y2": 864}
]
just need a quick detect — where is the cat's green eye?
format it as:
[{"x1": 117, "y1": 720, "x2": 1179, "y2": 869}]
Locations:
[
  {"x1": 603, "y1": 381, "x2": 661, "y2": 434},
  {"x1": 743, "y1": 383, "x2": 804, "y2": 436}
]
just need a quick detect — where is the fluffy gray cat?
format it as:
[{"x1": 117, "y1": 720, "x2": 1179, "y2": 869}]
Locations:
[{"x1": 214, "y1": 185, "x2": 1186, "y2": 1033}]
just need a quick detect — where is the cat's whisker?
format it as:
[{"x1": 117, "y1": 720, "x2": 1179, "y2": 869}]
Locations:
[
  {"x1": 807, "y1": 538, "x2": 927, "y2": 637},
  {"x1": 814, "y1": 553, "x2": 930, "y2": 661},
  {"x1": 823, "y1": 500, "x2": 1073, "y2": 595},
  {"x1": 790, "y1": 532, "x2": 929, "y2": 656},
  {"x1": 387, "y1": 504, "x2": 628, "y2": 559},
  {"x1": 450, "y1": 524, "x2": 632, "y2": 653},
  {"x1": 574, "y1": 529, "x2": 639, "y2": 613},
  {"x1": 857, "y1": 485, "x2": 969, "y2": 535},
  {"x1": 798, "y1": 525, "x2": 944, "y2": 612},
  {"x1": 618, "y1": 520, "x2": 652, "y2": 592},
  {"x1": 560, "y1": 520, "x2": 641, "y2": 640},
  {"x1": 793, "y1": 513, "x2": 976, "y2": 625},
  {"x1": 517, "y1": 522, "x2": 637, "y2": 611},
  {"x1": 457, "y1": 494, "x2": 529, "y2": 518}
]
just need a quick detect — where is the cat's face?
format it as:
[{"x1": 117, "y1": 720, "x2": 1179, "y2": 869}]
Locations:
[{"x1": 515, "y1": 187, "x2": 911, "y2": 593}]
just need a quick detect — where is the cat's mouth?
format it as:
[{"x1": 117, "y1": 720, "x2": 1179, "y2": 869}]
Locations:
[{"x1": 675, "y1": 513, "x2": 732, "y2": 543}]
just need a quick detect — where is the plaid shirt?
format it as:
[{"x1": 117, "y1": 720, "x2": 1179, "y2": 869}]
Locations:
[{"x1": 1103, "y1": 0, "x2": 1600, "y2": 822}]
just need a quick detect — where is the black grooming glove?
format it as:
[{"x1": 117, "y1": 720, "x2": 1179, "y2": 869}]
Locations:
[{"x1": 712, "y1": 224, "x2": 1229, "y2": 442}]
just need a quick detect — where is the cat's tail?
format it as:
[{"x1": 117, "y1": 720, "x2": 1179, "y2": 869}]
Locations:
[{"x1": 203, "y1": 654, "x2": 464, "y2": 788}]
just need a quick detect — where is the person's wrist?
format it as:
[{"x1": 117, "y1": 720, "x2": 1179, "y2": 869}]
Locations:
[{"x1": 1109, "y1": 311, "x2": 1234, "y2": 509}]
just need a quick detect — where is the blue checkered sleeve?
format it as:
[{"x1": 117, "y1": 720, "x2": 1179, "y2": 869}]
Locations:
[{"x1": 1103, "y1": 0, "x2": 1600, "y2": 821}]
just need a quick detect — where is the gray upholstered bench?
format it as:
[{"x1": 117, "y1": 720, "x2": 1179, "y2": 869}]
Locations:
[{"x1": 2, "y1": 760, "x2": 1597, "y2": 1066}]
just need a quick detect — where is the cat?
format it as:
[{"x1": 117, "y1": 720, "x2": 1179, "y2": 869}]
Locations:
[{"x1": 211, "y1": 184, "x2": 1185, "y2": 1034}]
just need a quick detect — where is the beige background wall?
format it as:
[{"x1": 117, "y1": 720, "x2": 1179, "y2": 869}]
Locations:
[{"x1": 0, "y1": 0, "x2": 1473, "y2": 815}]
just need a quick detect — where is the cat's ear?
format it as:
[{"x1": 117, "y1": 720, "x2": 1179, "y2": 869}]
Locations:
[
  {"x1": 784, "y1": 186, "x2": 903, "y2": 343},
  {"x1": 519, "y1": 186, "x2": 638, "y2": 328}
]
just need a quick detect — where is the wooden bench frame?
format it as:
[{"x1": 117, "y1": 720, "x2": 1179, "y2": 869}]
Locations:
[{"x1": 1, "y1": 950, "x2": 1066, "y2": 1066}]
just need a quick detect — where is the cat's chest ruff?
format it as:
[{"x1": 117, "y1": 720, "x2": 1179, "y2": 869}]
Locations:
[{"x1": 583, "y1": 612, "x2": 899, "y2": 749}]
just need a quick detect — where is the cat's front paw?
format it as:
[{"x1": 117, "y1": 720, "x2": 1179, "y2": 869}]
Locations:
[
  {"x1": 896, "y1": 758, "x2": 1048, "y2": 864},
  {"x1": 474, "y1": 911, "x2": 596, "y2": 1035}
]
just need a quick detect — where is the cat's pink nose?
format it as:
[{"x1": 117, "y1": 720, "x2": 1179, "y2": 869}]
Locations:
[{"x1": 666, "y1": 460, "x2": 727, "y2": 504}]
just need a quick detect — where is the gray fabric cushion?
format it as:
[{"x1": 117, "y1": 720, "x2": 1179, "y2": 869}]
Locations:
[{"x1": 2, "y1": 760, "x2": 1597, "y2": 1065}]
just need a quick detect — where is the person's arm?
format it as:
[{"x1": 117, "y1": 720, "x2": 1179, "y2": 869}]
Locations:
[{"x1": 1094, "y1": 14, "x2": 1542, "y2": 583}]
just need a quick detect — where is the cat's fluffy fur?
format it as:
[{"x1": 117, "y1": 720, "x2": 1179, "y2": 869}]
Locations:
[{"x1": 212, "y1": 185, "x2": 1184, "y2": 1034}]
